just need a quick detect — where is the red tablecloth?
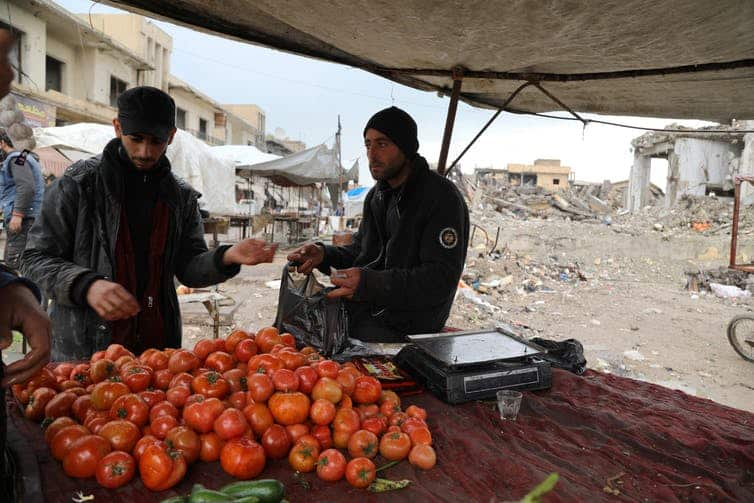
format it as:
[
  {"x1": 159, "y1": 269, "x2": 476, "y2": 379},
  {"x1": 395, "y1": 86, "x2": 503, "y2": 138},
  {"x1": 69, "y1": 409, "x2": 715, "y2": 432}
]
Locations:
[{"x1": 7, "y1": 369, "x2": 754, "y2": 502}]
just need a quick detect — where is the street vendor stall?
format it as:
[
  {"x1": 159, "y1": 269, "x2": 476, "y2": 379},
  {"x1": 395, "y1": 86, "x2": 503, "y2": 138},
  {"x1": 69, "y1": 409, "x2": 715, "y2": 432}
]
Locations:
[{"x1": 7, "y1": 365, "x2": 754, "y2": 502}]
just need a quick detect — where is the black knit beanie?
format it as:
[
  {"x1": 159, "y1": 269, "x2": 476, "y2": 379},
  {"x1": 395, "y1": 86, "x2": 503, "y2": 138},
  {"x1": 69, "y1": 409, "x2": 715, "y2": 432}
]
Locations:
[{"x1": 363, "y1": 106, "x2": 419, "y2": 159}]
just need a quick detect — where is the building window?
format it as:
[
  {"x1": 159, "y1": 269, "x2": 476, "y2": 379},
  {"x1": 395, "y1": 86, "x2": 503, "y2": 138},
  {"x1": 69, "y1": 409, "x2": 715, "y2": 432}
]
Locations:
[
  {"x1": 198, "y1": 118, "x2": 207, "y2": 139},
  {"x1": 176, "y1": 108, "x2": 186, "y2": 129},
  {"x1": 45, "y1": 56, "x2": 63, "y2": 92},
  {"x1": 0, "y1": 23, "x2": 23, "y2": 84},
  {"x1": 553, "y1": 178, "x2": 560, "y2": 185},
  {"x1": 109, "y1": 76, "x2": 128, "y2": 107}
]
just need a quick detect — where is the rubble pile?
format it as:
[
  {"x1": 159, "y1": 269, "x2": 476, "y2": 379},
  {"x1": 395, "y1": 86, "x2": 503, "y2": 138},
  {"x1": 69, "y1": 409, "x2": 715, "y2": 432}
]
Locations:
[
  {"x1": 685, "y1": 266, "x2": 753, "y2": 293},
  {"x1": 619, "y1": 194, "x2": 746, "y2": 235}
]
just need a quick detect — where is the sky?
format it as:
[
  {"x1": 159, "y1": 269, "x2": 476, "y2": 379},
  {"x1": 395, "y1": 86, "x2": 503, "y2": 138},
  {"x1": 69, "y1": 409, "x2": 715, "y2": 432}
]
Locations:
[{"x1": 54, "y1": 0, "x2": 715, "y2": 189}]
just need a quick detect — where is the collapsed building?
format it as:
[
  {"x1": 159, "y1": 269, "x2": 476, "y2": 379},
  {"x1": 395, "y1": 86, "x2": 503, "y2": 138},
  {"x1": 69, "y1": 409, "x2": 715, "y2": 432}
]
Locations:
[{"x1": 627, "y1": 121, "x2": 754, "y2": 212}]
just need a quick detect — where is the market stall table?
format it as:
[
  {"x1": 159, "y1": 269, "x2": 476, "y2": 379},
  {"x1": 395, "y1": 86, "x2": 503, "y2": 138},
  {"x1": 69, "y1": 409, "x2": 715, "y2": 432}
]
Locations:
[{"x1": 7, "y1": 369, "x2": 754, "y2": 502}]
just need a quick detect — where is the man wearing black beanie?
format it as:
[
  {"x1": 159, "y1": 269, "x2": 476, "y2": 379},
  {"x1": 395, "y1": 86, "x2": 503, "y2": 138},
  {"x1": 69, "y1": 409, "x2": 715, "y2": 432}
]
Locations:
[
  {"x1": 22, "y1": 86, "x2": 277, "y2": 360},
  {"x1": 289, "y1": 106, "x2": 469, "y2": 342}
]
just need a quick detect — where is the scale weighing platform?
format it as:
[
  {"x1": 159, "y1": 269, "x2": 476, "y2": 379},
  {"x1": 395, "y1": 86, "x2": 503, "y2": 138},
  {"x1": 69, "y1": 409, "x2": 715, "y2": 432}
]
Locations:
[{"x1": 393, "y1": 326, "x2": 552, "y2": 404}]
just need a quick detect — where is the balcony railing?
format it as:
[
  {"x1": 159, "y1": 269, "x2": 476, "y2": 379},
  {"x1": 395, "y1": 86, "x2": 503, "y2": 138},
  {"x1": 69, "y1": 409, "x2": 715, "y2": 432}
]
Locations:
[{"x1": 185, "y1": 128, "x2": 225, "y2": 145}]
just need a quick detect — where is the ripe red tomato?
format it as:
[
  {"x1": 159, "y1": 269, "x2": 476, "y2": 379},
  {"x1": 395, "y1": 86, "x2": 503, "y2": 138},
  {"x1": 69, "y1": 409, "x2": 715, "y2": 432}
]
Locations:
[
  {"x1": 44, "y1": 416, "x2": 77, "y2": 445},
  {"x1": 135, "y1": 388, "x2": 162, "y2": 406},
  {"x1": 225, "y1": 330, "x2": 250, "y2": 353},
  {"x1": 405, "y1": 404, "x2": 428, "y2": 421},
  {"x1": 310, "y1": 425, "x2": 332, "y2": 450},
  {"x1": 169, "y1": 372, "x2": 194, "y2": 389},
  {"x1": 138, "y1": 442, "x2": 187, "y2": 491},
  {"x1": 361, "y1": 417, "x2": 386, "y2": 437},
  {"x1": 220, "y1": 437, "x2": 266, "y2": 480},
  {"x1": 96, "y1": 450, "x2": 136, "y2": 489},
  {"x1": 277, "y1": 351, "x2": 306, "y2": 371},
  {"x1": 228, "y1": 390, "x2": 249, "y2": 410},
  {"x1": 151, "y1": 368, "x2": 174, "y2": 390},
  {"x1": 109, "y1": 393, "x2": 149, "y2": 426},
  {"x1": 311, "y1": 377, "x2": 343, "y2": 404},
  {"x1": 255, "y1": 327, "x2": 282, "y2": 353},
  {"x1": 288, "y1": 441, "x2": 319, "y2": 472},
  {"x1": 132, "y1": 435, "x2": 159, "y2": 462},
  {"x1": 409, "y1": 444, "x2": 436, "y2": 469},
  {"x1": 150, "y1": 414, "x2": 179, "y2": 440},
  {"x1": 242, "y1": 402, "x2": 274, "y2": 437},
  {"x1": 246, "y1": 373, "x2": 274, "y2": 403},
  {"x1": 280, "y1": 332, "x2": 296, "y2": 348},
  {"x1": 114, "y1": 355, "x2": 137, "y2": 371},
  {"x1": 234, "y1": 338, "x2": 258, "y2": 363},
  {"x1": 25, "y1": 387, "x2": 57, "y2": 421},
  {"x1": 144, "y1": 351, "x2": 169, "y2": 371},
  {"x1": 380, "y1": 390, "x2": 401, "y2": 406},
  {"x1": 166, "y1": 385, "x2": 192, "y2": 408},
  {"x1": 90, "y1": 381, "x2": 130, "y2": 411},
  {"x1": 105, "y1": 343, "x2": 133, "y2": 362},
  {"x1": 51, "y1": 424, "x2": 90, "y2": 460},
  {"x1": 149, "y1": 401, "x2": 179, "y2": 422},
  {"x1": 401, "y1": 416, "x2": 428, "y2": 435},
  {"x1": 213, "y1": 407, "x2": 249, "y2": 440},
  {"x1": 168, "y1": 349, "x2": 200, "y2": 374},
  {"x1": 347, "y1": 429, "x2": 379, "y2": 459},
  {"x1": 294, "y1": 366, "x2": 319, "y2": 395},
  {"x1": 332, "y1": 407, "x2": 360, "y2": 434},
  {"x1": 44, "y1": 391, "x2": 77, "y2": 419},
  {"x1": 90, "y1": 359, "x2": 117, "y2": 384},
  {"x1": 63, "y1": 434, "x2": 112, "y2": 478},
  {"x1": 223, "y1": 368, "x2": 248, "y2": 393},
  {"x1": 271, "y1": 369, "x2": 299, "y2": 392},
  {"x1": 204, "y1": 351, "x2": 235, "y2": 373},
  {"x1": 285, "y1": 423, "x2": 309, "y2": 444},
  {"x1": 69, "y1": 364, "x2": 92, "y2": 387},
  {"x1": 199, "y1": 431, "x2": 225, "y2": 462},
  {"x1": 249, "y1": 354, "x2": 284, "y2": 375},
  {"x1": 353, "y1": 376, "x2": 382, "y2": 405},
  {"x1": 332, "y1": 428, "x2": 352, "y2": 449},
  {"x1": 53, "y1": 362, "x2": 75, "y2": 379},
  {"x1": 83, "y1": 410, "x2": 110, "y2": 434},
  {"x1": 336, "y1": 370, "x2": 357, "y2": 396},
  {"x1": 316, "y1": 448, "x2": 346, "y2": 482},
  {"x1": 409, "y1": 427, "x2": 433, "y2": 446},
  {"x1": 345, "y1": 457, "x2": 376, "y2": 488},
  {"x1": 99, "y1": 419, "x2": 141, "y2": 452},
  {"x1": 315, "y1": 360, "x2": 340, "y2": 380},
  {"x1": 165, "y1": 426, "x2": 201, "y2": 464},
  {"x1": 268, "y1": 392, "x2": 310, "y2": 426},
  {"x1": 310, "y1": 398, "x2": 336, "y2": 426},
  {"x1": 183, "y1": 396, "x2": 225, "y2": 434},
  {"x1": 193, "y1": 339, "x2": 216, "y2": 362},
  {"x1": 380, "y1": 400, "x2": 401, "y2": 417},
  {"x1": 191, "y1": 371, "x2": 230, "y2": 398},
  {"x1": 261, "y1": 424, "x2": 291, "y2": 459},
  {"x1": 379, "y1": 430, "x2": 412, "y2": 460}
]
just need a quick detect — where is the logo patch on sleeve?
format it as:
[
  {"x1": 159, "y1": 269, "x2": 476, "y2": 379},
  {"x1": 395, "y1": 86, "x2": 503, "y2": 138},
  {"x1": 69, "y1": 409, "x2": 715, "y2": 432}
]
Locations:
[{"x1": 439, "y1": 227, "x2": 458, "y2": 249}]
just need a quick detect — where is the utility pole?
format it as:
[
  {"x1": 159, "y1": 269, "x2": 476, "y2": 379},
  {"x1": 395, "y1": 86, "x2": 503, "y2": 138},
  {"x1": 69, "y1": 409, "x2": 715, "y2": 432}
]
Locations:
[{"x1": 336, "y1": 115, "x2": 342, "y2": 205}]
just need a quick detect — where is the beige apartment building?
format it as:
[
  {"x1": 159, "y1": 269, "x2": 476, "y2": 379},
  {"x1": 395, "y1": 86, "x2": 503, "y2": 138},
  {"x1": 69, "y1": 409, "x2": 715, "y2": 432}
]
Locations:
[
  {"x1": 507, "y1": 159, "x2": 574, "y2": 191},
  {"x1": 224, "y1": 104, "x2": 266, "y2": 147},
  {"x1": 2, "y1": 0, "x2": 152, "y2": 126}
]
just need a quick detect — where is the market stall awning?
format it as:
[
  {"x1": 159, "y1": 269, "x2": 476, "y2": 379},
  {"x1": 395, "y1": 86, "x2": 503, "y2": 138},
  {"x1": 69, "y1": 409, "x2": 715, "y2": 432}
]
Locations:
[
  {"x1": 105, "y1": 0, "x2": 754, "y2": 122},
  {"x1": 236, "y1": 144, "x2": 344, "y2": 186}
]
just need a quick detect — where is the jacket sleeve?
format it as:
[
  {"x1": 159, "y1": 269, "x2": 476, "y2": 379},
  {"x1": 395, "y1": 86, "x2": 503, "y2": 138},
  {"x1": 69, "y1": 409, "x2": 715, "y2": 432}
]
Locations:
[
  {"x1": 0, "y1": 265, "x2": 41, "y2": 301},
  {"x1": 21, "y1": 177, "x2": 93, "y2": 306},
  {"x1": 317, "y1": 220, "x2": 364, "y2": 273},
  {"x1": 355, "y1": 187, "x2": 468, "y2": 310},
  {"x1": 10, "y1": 158, "x2": 35, "y2": 216},
  {"x1": 174, "y1": 197, "x2": 240, "y2": 287}
]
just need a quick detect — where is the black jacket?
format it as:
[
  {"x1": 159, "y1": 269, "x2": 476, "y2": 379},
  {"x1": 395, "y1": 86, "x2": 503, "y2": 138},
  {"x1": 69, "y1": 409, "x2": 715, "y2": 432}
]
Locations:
[
  {"x1": 320, "y1": 155, "x2": 469, "y2": 334},
  {"x1": 22, "y1": 138, "x2": 240, "y2": 361}
]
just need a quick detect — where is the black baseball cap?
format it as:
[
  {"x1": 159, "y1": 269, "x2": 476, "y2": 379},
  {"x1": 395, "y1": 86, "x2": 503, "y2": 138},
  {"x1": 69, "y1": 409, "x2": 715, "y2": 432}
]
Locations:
[{"x1": 117, "y1": 86, "x2": 176, "y2": 141}]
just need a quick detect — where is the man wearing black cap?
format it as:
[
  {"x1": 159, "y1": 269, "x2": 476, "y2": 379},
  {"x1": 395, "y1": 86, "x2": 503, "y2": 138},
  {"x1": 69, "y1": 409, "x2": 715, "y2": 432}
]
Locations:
[
  {"x1": 288, "y1": 106, "x2": 469, "y2": 342},
  {"x1": 22, "y1": 86, "x2": 276, "y2": 361}
]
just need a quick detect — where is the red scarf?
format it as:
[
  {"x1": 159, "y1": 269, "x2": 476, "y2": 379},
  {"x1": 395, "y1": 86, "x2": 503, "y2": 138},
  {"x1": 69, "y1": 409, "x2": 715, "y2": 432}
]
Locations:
[{"x1": 112, "y1": 200, "x2": 170, "y2": 352}]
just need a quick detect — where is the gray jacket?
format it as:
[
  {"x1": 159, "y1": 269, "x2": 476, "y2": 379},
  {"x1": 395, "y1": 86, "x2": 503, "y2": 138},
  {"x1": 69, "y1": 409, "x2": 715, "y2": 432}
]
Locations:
[{"x1": 22, "y1": 141, "x2": 239, "y2": 361}]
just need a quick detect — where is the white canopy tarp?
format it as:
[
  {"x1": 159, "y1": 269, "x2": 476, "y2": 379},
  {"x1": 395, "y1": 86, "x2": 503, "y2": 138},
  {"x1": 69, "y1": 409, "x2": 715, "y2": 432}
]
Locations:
[
  {"x1": 34, "y1": 123, "x2": 237, "y2": 215},
  {"x1": 211, "y1": 144, "x2": 280, "y2": 166},
  {"x1": 236, "y1": 143, "x2": 342, "y2": 186}
]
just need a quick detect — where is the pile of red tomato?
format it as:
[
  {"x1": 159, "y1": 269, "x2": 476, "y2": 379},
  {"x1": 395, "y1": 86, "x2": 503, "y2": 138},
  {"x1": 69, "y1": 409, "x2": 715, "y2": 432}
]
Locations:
[{"x1": 11, "y1": 327, "x2": 437, "y2": 491}]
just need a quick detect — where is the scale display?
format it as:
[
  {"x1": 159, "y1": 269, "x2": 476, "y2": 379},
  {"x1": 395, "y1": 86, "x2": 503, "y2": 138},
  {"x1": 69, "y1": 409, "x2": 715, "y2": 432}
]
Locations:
[{"x1": 406, "y1": 327, "x2": 545, "y2": 367}]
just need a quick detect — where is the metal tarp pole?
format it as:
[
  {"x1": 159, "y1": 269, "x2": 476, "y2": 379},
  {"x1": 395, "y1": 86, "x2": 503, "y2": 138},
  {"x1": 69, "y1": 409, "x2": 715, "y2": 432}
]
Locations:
[{"x1": 437, "y1": 67, "x2": 464, "y2": 175}]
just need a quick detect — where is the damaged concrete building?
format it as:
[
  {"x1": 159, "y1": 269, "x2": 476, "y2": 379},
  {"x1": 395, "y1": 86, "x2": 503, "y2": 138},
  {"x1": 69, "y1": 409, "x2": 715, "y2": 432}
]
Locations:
[{"x1": 627, "y1": 121, "x2": 754, "y2": 212}]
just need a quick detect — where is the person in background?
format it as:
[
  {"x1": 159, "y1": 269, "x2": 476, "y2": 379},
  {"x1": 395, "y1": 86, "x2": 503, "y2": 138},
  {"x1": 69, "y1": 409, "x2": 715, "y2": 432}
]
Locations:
[
  {"x1": 0, "y1": 128, "x2": 45, "y2": 270},
  {"x1": 22, "y1": 86, "x2": 276, "y2": 361},
  {"x1": 288, "y1": 106, "x2": 469, "y2": 343}
]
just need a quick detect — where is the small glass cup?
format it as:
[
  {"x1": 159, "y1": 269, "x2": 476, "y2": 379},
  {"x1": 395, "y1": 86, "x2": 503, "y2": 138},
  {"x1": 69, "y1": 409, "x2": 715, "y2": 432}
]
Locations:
[{"x1": 497, "y1": 390, "x2": 523, "y2": 420}]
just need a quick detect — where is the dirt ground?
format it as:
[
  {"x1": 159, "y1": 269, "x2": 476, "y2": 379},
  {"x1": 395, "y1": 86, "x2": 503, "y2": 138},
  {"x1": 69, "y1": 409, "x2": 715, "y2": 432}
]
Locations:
[{"x1": 180, "y1": 215, "x2": 754, "y2": 414}]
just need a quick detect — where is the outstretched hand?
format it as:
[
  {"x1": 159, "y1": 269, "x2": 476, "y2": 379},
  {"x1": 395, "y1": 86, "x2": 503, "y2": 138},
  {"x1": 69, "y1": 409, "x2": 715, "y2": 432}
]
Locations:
[
  {"x1": 224, "y1": 238, "x2": 278, "y2": 266},
  {"x1": 326, "y1": 267, "x2": 362, "y2": 300}
]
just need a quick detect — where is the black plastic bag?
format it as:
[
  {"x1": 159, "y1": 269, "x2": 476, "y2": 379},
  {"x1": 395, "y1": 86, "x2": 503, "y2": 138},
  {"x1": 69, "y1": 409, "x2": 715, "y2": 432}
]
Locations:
[
  {"x1": 273, "y1": 263, "x2": 350, "y2": 356},
  {"x1": 530, "y1": 337, "x2": 587, "y2": 374}
]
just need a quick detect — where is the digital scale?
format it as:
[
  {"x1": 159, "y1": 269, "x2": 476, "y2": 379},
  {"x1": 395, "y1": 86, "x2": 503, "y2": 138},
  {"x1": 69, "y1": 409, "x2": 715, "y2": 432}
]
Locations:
[{"x1": 393, "y1": 326, "x2": 552, "y2": 404}]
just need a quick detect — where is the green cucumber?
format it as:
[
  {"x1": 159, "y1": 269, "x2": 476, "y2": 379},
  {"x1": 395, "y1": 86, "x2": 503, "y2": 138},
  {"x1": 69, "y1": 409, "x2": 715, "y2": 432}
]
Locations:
[
  {"x1": 188, "y1": 488, "x2": 236, "y2": 503},
  {"x1": 232, "y1": 497, "x2": 261, "y2": 503},
  {"x1": 159, "y1": 497, "x2": 187, "y2": 503},
  {"x1": 220, "y1": 479, "x2": 285, "y2": 503}
]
